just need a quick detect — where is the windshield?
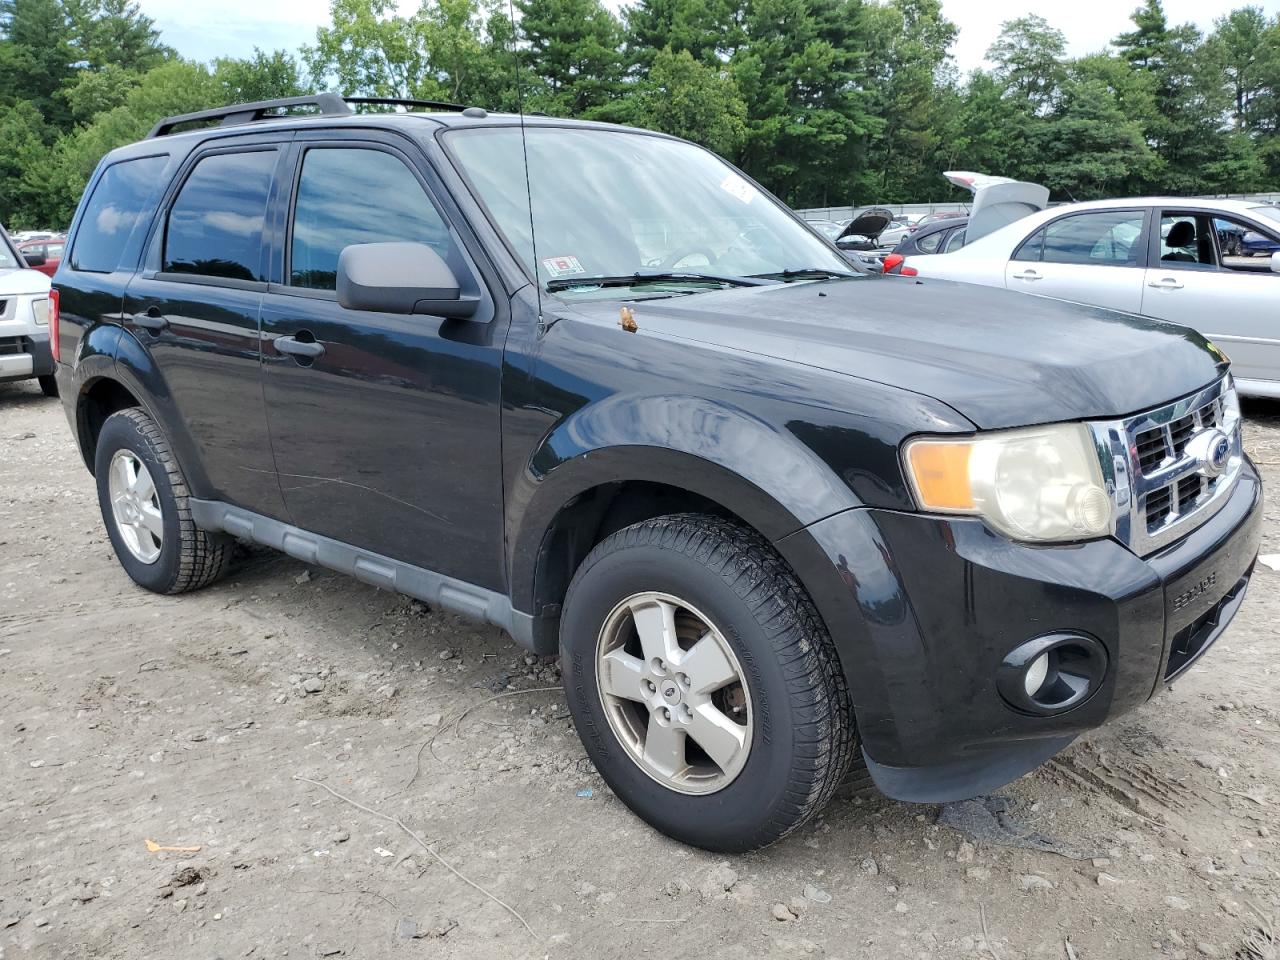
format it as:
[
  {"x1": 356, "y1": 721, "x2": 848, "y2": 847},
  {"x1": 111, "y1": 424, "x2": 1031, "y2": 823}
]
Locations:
[
  {"x1": 447, "y1": 127, "x2": 849, "y2": 297},
  {"x1": 1250, "y1": 206, "x2": 1280, "y2": 228},
  {"x1": 808, "y1": 220, "x2": 845, "y2": 240},
  {"x1": 0, "y1": 232, "x2": 20, "y2": 270}
]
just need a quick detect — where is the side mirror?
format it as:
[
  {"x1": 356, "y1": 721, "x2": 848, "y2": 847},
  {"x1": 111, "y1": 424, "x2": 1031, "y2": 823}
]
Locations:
[
  {"x1": 337, "y1": 242, "x2": 479, "y2": 319},
  {"x1": 22, "y1": 253, "x2": 45, "y2": 267},
  {"x1": 1271, "y1": 251, "x2": 1280, "y2": 274}
]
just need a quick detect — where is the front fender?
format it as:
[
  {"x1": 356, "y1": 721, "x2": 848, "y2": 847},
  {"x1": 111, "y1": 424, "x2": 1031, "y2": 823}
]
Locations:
[{"x1": 507, "y1": 392, "x2": 862, "y2": 612}]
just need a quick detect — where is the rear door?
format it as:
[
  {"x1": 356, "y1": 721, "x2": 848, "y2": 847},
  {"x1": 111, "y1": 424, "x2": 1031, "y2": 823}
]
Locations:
[
  {"x1": 1003, "y1": 208, "x2": 1149, "y2": 312},
  {"x1": 258, "y1": 132, "x2": 507, "y2": 589},
  {"x1": 1141, "y1": 208, "x2": 1280, "y2": 390},
  {"x1": 122, "y1": 137, "x2": 289, "y2": 519}
]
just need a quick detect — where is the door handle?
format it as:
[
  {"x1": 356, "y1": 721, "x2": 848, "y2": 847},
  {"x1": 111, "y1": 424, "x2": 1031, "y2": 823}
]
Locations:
[
  {"x1": 1147, "y1": 278, "x2": 1184, "y2": 290},
  {"x1": 1011, "y1": 270, "x2": 1041, "y2": 281},
  {"x1": 131, "y1": 306, "x2": 168, "y2": 332},
  {"x1": 273, "y1": 334, "x2": 326, "y2": 359}
]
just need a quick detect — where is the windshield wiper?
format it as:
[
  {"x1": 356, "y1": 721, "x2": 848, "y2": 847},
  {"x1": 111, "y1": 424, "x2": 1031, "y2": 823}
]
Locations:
[
  {"x1": 748, "y1": 267, "x2": 860, "y2": 281},
  {"x1": 545, "y1": 270, "x2": 775, "y2": 292}
]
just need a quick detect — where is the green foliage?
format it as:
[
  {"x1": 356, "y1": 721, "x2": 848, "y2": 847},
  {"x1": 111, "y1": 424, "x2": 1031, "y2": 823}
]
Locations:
[
  {"x1": 517, "y1": 0, "x2": 625, "y2": 117},
  {"x1": 632, "y1": 47, "x2": 745, "y2": 155},
  {"x1": 2, "y1": 0, "x2": 1279, "y2": 231}
]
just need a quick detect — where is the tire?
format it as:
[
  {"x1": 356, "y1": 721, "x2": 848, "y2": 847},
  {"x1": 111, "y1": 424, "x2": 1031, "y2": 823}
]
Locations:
[
  {"x1": 560, "y1": 514, "x2": 856, "y2": 852},
  {"x1": 94, "y1": 407, "x2": 232, "y2": 595},
  {"x1": 37, "y1": 375, "x2": 58, "y2": 398}
]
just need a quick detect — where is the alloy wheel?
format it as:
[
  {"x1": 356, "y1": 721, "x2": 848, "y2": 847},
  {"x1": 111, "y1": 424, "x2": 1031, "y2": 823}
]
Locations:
[
  {"x1": 108, "y1": 450, "x2": 164, "y2": 564},
  {"x1": 595, "y1": 591, "x2": 753, "y2": 795}
]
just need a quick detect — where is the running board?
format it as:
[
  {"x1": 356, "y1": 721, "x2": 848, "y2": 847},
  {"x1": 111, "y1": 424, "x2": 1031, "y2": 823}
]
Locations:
[{"x1": 189, "y1": 499, "x2": 538, "y2": 651}]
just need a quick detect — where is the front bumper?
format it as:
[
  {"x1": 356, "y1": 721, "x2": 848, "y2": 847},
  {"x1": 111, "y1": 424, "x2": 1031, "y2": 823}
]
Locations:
[
  {"x1": 781, "y1": 460, "x2": 1262, "y2": 802},
  {"x1": 0, "y1": 331, "x2": 53, "y2": 382}
]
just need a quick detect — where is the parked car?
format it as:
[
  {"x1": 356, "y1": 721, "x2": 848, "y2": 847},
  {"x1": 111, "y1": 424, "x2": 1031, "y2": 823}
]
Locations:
[
  {"x1": 883, "y1": 216, "x2": 969, "y2": 274},
  {"x1": 897, "y1": 197, "x2": 1280, "y2": 398},
  {"x1": 1241, "y1": 226, "x2": 1280, "y2": 257},
  {"x1": 19, "y1": 237, "x2": 64, "y2": 277},
  {"x1": 0, "y1": 226, "x2": 57, "y2": 396},
  {"x1": 804, "y1": 218, "x2": 847, "y2": 241},
  {"x1": 875, "y1": 219, "x2": 913, "y2": 248},
  {"x1": 883, "y1": 173, "x2": 1049, "y2": 275},
  {"x1": 52, "y1": 95, "x2": 1261, "y2": 852}
]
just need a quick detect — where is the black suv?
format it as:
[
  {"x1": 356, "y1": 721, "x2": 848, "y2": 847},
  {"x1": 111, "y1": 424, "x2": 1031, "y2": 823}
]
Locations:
[{"x1": 52, "y1": 95, "x2": 1262, "y2": 852}]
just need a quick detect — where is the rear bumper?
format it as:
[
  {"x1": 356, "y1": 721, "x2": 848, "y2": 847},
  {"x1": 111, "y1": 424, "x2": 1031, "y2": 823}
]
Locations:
[{"x1": 782, "y1": 460, "x2": 1262, "y2": 802}]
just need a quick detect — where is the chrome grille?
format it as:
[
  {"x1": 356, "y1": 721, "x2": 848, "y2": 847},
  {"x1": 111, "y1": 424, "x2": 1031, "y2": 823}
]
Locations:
[{"x1": 1090, "y1": 376, "x2": 1242, "y2": 557}]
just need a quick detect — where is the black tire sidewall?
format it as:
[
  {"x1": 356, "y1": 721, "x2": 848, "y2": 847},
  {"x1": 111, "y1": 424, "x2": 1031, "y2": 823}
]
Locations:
[
  {"x1": 561, "y1": 538, "x2": 804, "y2": 852},
  {"x1": 95, "y1": 412, "x2": 184, "y2": 593}
]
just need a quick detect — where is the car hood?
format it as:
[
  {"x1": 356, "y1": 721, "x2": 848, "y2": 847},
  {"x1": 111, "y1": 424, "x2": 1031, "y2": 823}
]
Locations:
[
  {"x1": 838, "y1": 210, "x2": 893, "y2": 240},
  {"x1": 0, "y1": 267, "x2": 51, "y2": 296},
  {"x1": 563, "y1": 277, "x2": 1226, "y2": 430}
]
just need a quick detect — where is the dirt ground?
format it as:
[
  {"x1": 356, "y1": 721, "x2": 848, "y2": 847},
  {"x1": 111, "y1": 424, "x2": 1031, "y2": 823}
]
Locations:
[{"x1": 1, "y1": 379, "x2": 1278, "y2": 960}]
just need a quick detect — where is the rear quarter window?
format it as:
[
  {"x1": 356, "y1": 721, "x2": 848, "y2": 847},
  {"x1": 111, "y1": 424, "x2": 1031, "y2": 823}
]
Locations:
[{"x1": 69, "y1": 155, "x2": 169, "y2": 273}]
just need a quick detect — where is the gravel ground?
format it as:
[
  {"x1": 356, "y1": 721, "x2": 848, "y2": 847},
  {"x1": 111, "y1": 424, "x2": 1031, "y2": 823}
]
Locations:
[{"x1": 1, "y1": 380, "x2": 1278, "y2": 960}]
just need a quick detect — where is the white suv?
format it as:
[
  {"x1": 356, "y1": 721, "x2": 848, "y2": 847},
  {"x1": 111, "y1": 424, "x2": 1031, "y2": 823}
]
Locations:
[{"x1": 0, "y1": 228, "x2": 56, "y2": 396}]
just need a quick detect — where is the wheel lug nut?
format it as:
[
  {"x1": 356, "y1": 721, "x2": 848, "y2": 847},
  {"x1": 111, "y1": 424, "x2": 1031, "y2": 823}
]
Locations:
[{"x1": 662, "y1": 708, "x2": 671, "y2": 721}]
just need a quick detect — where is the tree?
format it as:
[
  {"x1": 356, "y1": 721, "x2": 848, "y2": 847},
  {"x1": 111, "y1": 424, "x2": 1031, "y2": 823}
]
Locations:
[
  {"x1": 0, "y1": 0, "x2": 77, "y2": 128},
  {"x1": 987, "y1": 14, "x2": 1066, "y2": 112},
  {"x1": 63, "y1": 0, "x2": 170, "y2": 72},
  {"x1": 305, "y1": 0, "x2": 424, "y2": 97},
  {"x1": 214, "y1": 49, "x2": 308, "y2": 103},
  {"x1": 623, "y1": 0, "x2": 739, "y2": 70},
  {"x1": 732, "y1": 0, "x2": 883, "y2": 205},
  {"x1": 1028, "y1": 70, "x2": 1158, "y2": 198},
  {"x1": 517, "y1": 0, "x2": 625, "y2": 117},
  {"x1": 1116, "y1": 0, "x2": 1233, "y2": 193},
  {"x1": 862, "y1": 0, "x2": 959, "y2": 201},
  {"x1": 633, "y1": 47, "x2": 745, "y2": 156},
  {"x1": 1205, "y1": 6, "x2": 1279, "y2": 129}
]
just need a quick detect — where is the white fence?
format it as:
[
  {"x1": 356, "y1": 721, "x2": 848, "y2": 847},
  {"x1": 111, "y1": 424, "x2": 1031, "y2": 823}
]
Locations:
[{"x1": 796, "y1": 193, "x2": 1280, "y2": 223}]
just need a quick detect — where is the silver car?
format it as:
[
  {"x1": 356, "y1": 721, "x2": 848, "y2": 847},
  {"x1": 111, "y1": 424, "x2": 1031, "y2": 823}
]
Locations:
[{"x1": 899, "y1": 197, "x2": 1280, "y2": 399}]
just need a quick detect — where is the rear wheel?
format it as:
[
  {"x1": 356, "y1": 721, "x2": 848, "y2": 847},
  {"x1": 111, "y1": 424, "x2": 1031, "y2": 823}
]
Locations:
[
  {"x1": 95, "y1": 408, "x2": 231, "y2": 594},
  {"x1": 560, "y1": 514, "x2": 856, "y2": 852}
]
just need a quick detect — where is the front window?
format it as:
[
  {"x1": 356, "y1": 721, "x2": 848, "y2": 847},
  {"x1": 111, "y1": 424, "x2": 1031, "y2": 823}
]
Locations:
[{"x1": 446, "y1": 127, "x2": 849, "y2": 298}]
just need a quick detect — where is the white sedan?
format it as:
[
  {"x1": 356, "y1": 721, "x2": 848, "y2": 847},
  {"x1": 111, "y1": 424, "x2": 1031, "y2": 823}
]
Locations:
[{"x1": 898, "y1": 197, "x2": 1280, "y2": 398}]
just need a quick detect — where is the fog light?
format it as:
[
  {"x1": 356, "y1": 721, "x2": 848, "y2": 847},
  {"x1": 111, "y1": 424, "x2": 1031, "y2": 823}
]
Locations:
[
  {"x1": 998, "y1": 633, "x2": 1108, "y2": 716},
  {"x1": 1023, "y1": 651, "x2": 1050, "y2": 697}
]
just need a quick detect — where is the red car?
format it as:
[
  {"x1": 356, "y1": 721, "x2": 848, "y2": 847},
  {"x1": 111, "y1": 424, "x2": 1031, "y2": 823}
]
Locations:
[{"x1": 19, "y1": 238, "x2": 64, "y2": 277}]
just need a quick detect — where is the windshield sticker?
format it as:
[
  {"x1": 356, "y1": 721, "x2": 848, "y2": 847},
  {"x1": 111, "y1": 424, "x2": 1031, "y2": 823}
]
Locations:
[
  {"x1": 719, "y1": 173, "x2": 756, "y2": 205},
  {"x1": 542, "y1": 255, "x2": 585, "y2": 278}
]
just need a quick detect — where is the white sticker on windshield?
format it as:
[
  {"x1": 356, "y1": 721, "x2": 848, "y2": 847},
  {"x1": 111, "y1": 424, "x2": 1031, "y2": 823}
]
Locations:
[
  {"x1": 719, "y1": 173, "x2": 756, "y2": 205},
  {"x1": 542, "y1": 255, "x2": 586, "y2": 278}
]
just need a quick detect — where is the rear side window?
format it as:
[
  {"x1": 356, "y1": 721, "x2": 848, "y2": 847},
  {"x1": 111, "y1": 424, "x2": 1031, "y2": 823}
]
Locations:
[
  {"x1": 289, "y1": 148, "x2": 453, "y2": 290},
  {"x1": 69, "y1": 155, "x2": 168, "y2": 273},
  {"x1": 1038, "y1": 211, "x2": 1144, "y2": 266},
  {"x1": 915, "y1": 231, "x2": 943, "y2": 254},
  {"x1": 164, "y1": 150, "x2": 276, "y2": 282}
]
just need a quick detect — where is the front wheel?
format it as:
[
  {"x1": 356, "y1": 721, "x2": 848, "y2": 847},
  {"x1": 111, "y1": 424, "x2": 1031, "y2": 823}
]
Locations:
[
  {"x1": 560, "y1": 514, "x2": 856, "y2": 852},
  {"x1": 94, "y1": 407, "x2": 232, "y2": 594}
]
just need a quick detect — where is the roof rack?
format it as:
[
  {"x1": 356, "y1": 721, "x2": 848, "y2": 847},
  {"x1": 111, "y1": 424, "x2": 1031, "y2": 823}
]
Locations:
[{"x1": 147, "y1": 94, "x2": 472, "y2": 139}]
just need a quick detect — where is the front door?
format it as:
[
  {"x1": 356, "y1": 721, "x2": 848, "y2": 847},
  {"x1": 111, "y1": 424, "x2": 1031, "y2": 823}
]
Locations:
[
  {"x1": 1004, "y1": 208, "x2": 1149, "y2": 313},
  {"x1": 122, "y1": 140, "x2": 289, "y2": 519},
  {"x1": 1141, "y1": 210, "x2": 1280, "y2": 391},
  {"x1": 259, "y1": 136, "x2": 508, "y2": 590}
]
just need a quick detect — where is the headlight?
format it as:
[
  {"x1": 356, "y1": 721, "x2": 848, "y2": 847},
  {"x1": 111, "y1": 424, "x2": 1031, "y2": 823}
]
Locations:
[
  {"x1": 903, "y1": 423, "x2": 1113, "y2": 543},
  {"x1": 31, "y1": 298, "x2": 49, "y2": 325}
]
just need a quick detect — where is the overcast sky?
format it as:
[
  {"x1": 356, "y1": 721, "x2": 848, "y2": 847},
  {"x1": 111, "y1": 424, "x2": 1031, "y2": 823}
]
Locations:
[{"x1": 137, "y1": 0, "x2": 1280, "y2": 77}]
